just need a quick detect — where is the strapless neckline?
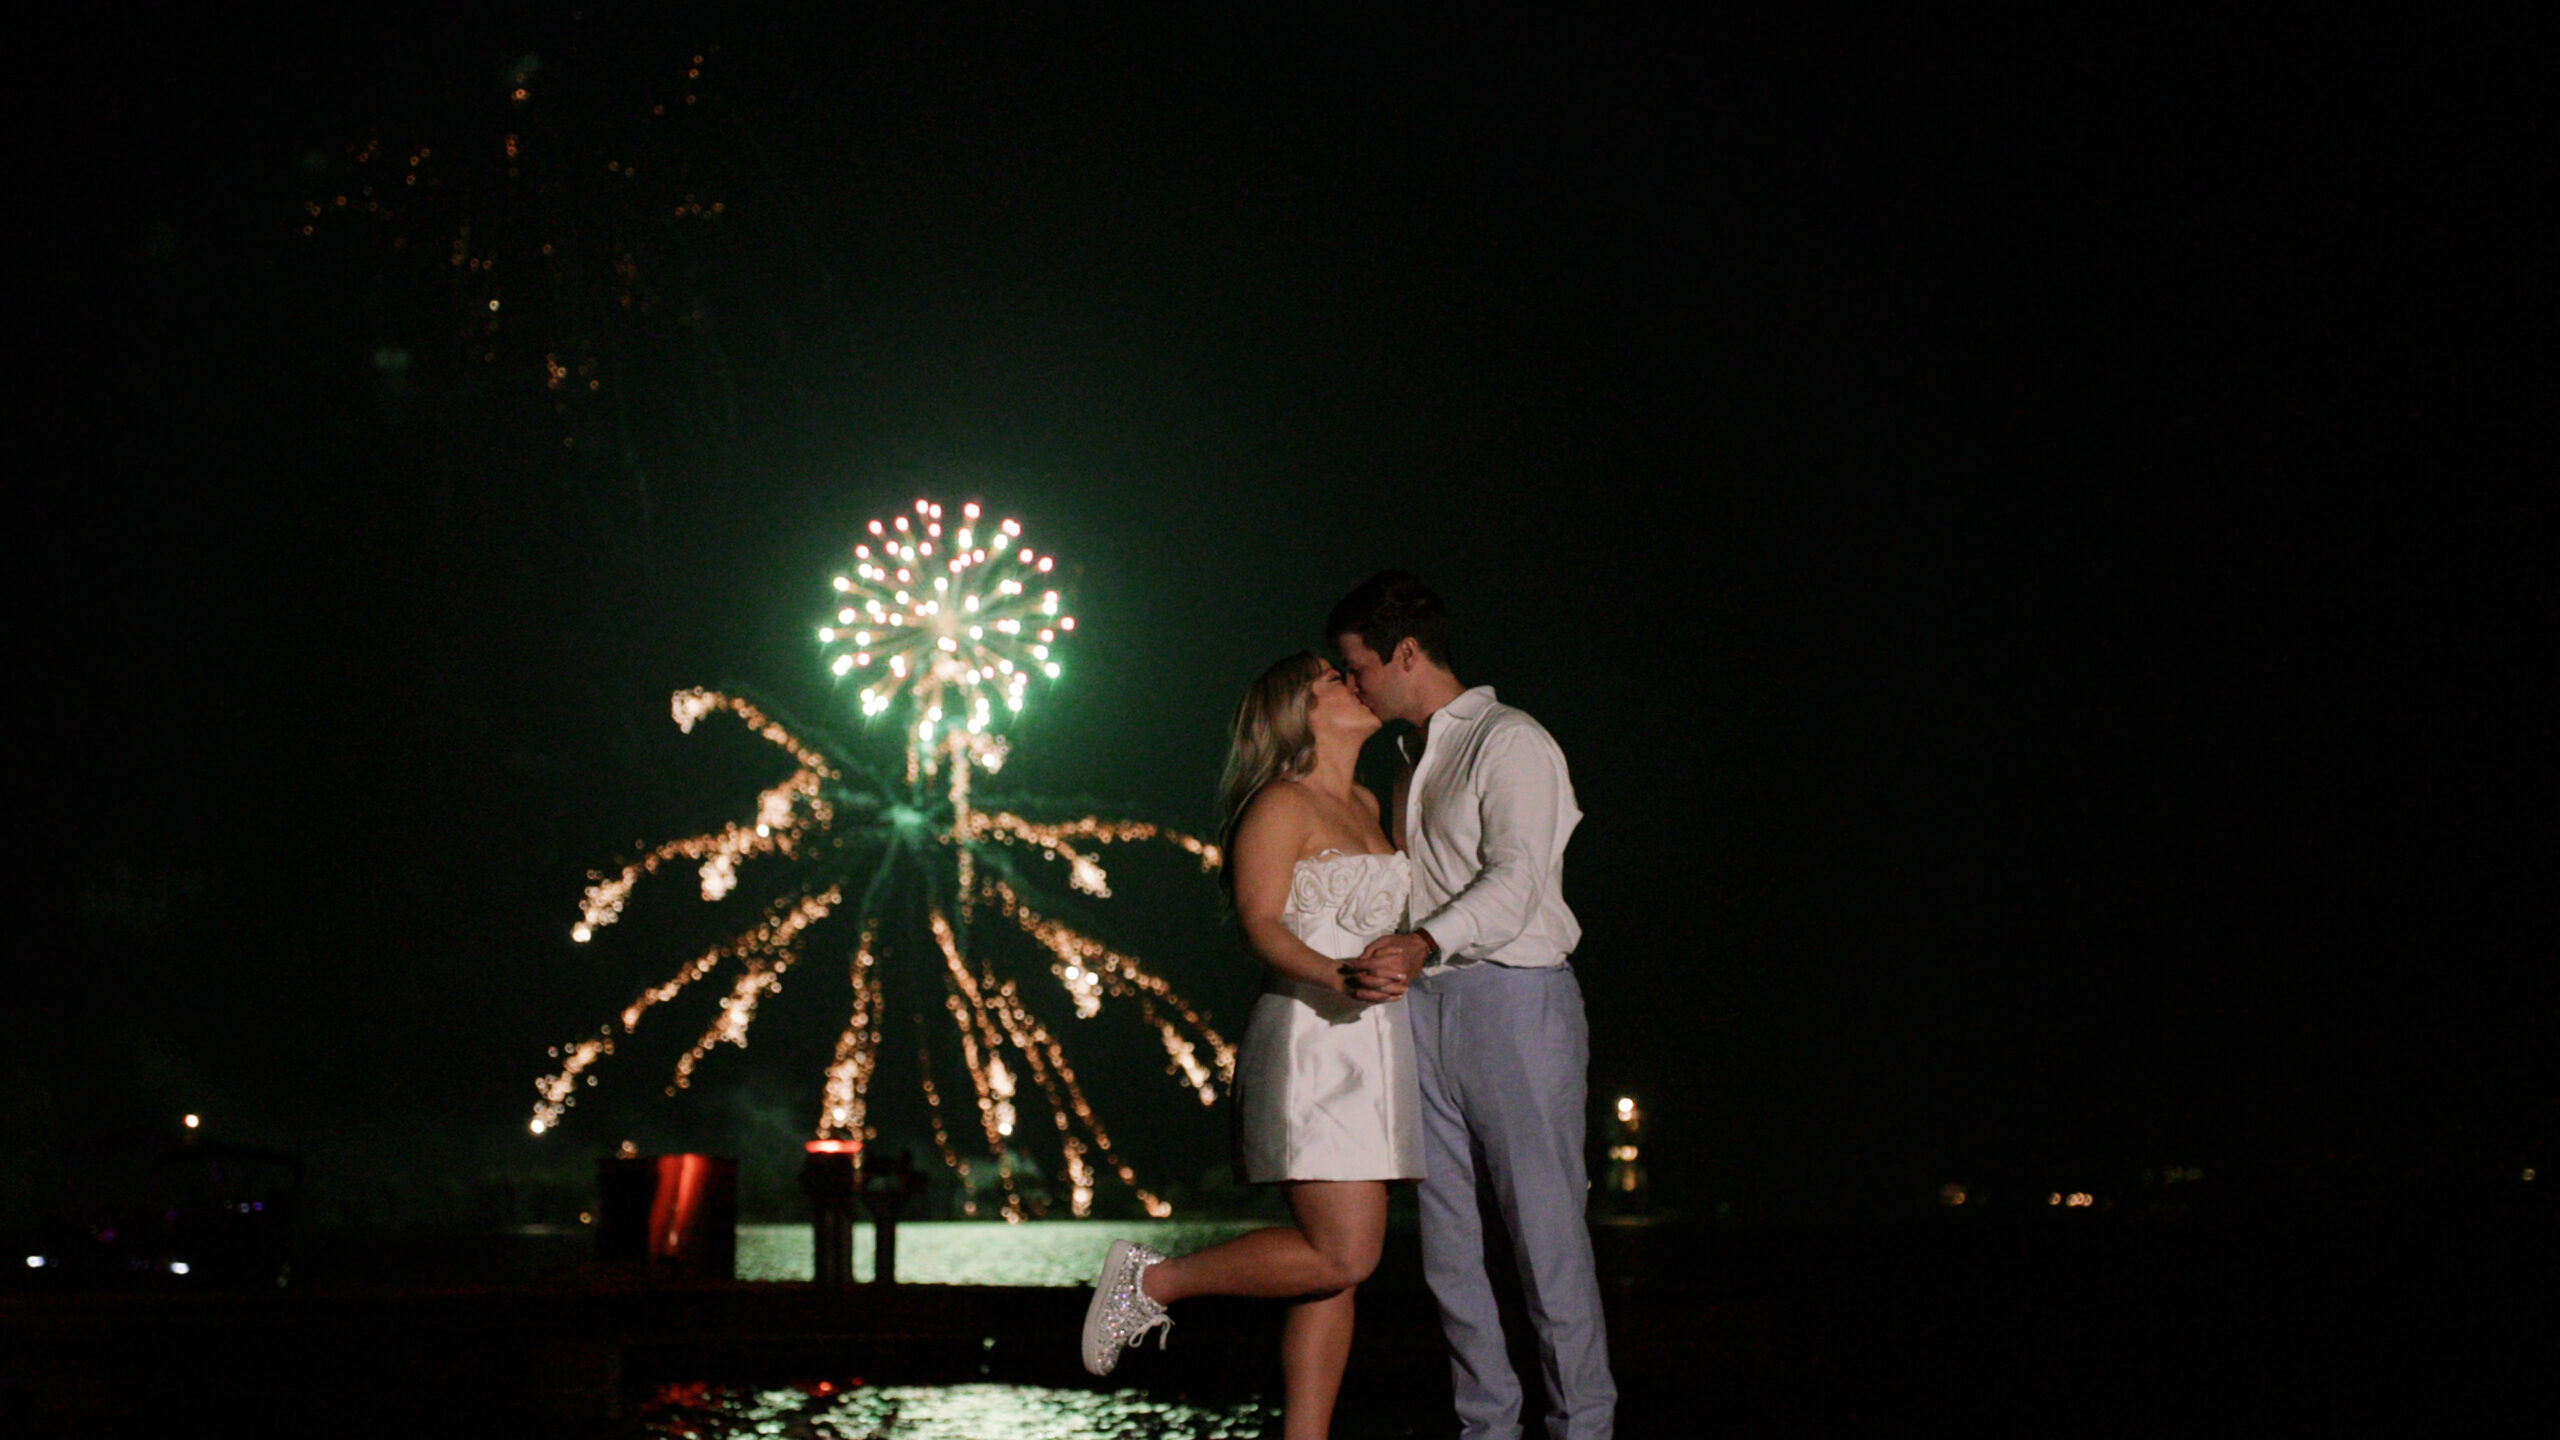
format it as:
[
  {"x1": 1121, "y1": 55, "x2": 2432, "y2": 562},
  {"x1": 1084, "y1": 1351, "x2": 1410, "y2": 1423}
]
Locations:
[{"x1": 1296, "y1": 848, "x2": 1401, "y2": 871}]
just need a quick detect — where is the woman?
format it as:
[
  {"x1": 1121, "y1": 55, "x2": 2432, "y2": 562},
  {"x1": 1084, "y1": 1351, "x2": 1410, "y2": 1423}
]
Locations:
[{"x1": 1081, "y1": 651, "x2": 1422, "y2": 1439}]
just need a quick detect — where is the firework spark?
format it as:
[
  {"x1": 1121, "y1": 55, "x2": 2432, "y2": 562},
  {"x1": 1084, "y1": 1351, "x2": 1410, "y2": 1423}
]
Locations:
[
  {"x1": 534, "y1": 501, "x2": 1227, "y2": 1220},
  {"x1": 820, "y1": 498, "x2": 1073, "y2": 735}
]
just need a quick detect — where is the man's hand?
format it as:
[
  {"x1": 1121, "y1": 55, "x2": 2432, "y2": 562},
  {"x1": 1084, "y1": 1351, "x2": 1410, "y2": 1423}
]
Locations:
[{"x1": 1343, "y1": 931, "x2": 1433, "y2": 1003}]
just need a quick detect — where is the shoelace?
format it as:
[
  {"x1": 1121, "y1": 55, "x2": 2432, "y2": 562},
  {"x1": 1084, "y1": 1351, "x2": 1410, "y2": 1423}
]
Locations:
[{"x1": 1126, "y1": 1306, "x2": 1173, "y2": 1351}]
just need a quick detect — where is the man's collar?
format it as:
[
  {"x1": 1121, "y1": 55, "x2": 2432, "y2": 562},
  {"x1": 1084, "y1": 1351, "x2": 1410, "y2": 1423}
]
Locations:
[
  {"x1": 1422, "y1": 685, "x2": 1495, "y2": 731},
  {"x1": 1401, "y1": 686, "x2": 1496, "y2": 761}
]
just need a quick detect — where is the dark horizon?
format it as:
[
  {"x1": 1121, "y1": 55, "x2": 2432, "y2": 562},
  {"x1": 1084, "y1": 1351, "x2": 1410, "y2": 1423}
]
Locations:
[{"x1": 20, "y1": 8, "x2": 2543, "y2": 1237}]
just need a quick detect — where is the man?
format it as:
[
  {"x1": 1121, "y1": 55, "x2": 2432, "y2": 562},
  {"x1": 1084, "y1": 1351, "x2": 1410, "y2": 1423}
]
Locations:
[{"x1": 1330, "y1": 571, "x2": 1615, "y2": 1440}]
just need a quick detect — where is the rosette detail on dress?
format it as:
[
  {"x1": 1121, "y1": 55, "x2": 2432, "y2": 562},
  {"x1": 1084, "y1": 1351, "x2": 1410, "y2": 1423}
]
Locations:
[{"x1": 1284, "y1": 851, "x2": 1409, "y2": 941}]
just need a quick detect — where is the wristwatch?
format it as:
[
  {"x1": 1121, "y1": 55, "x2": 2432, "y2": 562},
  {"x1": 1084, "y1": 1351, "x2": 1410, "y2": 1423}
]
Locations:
[{"x1": 1414, "y1": 928, "x2": 1441, "y2": 962}]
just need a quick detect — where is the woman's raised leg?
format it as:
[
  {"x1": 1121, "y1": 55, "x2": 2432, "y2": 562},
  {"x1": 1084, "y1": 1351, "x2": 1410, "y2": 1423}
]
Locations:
[
  {"x1": 1135, "y1": 1181, "x2": 1385, "y2": 1440},
  {"x1": 1140, "y1": 1179, "x2": 1385, "y2": 1304},
  {"x1": 1090, "y1": 1181, "x2": 1388, "y2": 1435}
]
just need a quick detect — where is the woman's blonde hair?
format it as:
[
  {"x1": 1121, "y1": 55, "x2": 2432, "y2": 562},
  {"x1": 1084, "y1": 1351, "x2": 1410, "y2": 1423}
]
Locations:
[{"x1": 1217, "y1": 650, "x2": 1334, "y2": 868}]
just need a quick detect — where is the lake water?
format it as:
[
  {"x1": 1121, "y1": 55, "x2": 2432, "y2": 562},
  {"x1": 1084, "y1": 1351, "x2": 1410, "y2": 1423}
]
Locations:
[
  {"x1": 733, "y1": 1219, "x2": 1267, "y2": 1286},
  {"x1": 639, "y1": 1381, "x2": 1275, "y2": 1439},
  {"x1": 666, "y1": 1222, "x2": 1283, "y2": 1438}
]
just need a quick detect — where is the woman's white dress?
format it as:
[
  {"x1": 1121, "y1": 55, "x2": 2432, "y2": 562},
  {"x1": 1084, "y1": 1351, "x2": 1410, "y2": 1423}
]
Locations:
[{"x1": 1233, "y1": 851, "x2": 1424, "y2": 1183}]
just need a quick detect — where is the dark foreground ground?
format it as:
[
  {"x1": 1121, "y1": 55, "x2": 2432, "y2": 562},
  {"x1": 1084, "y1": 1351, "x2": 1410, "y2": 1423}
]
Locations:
[{"x1": 2, "y1": 1216, "x2": 2546, "y2": 1437}]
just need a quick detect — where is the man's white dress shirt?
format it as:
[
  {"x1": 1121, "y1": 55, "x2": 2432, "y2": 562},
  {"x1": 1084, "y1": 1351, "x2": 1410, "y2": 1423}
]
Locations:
[{"x1": 1400, "y1": 686, "x2": 1581, "y2": 972}]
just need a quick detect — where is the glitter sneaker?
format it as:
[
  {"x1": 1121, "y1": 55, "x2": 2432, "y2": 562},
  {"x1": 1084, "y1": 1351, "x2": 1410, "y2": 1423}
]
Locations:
[{"x1": 1080, "y1": 1239, "x2": 1172, "y2": 1375}]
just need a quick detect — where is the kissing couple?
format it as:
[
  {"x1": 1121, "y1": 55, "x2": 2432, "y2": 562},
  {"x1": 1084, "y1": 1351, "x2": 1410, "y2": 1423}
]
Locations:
[{"x1": 1082, "y1": 571, "x2": 1617, "y2": 1440}]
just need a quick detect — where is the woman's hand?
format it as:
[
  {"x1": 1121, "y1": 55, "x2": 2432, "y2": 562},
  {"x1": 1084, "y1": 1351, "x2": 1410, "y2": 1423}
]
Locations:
[{"x1": 1343, "y1": 933, "x2": 1427, "y2": 1003}]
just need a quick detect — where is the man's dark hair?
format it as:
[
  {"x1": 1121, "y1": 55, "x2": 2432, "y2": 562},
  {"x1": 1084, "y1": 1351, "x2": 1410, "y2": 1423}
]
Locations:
[{"x1": 1327, "y1": 570, "x2": 1453, "y2": 669}]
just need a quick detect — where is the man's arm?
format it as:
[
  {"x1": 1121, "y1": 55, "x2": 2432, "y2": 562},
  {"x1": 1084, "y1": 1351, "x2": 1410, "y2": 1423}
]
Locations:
[
  {"x1": 1349, "y1": 722, "x2": 1574, "y2": 996},
  {"x1": 1409, "y1": 723, "x2": 1571, "y2": 959}
]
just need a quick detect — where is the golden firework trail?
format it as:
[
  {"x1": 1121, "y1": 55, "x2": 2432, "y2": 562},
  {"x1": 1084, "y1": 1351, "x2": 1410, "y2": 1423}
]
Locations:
[{"x1": 534, "y1": 500, "x2": 1228, "y2": 1220}]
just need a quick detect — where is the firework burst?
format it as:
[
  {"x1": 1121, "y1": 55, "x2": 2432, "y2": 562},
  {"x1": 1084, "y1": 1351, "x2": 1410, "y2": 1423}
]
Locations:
[
  {"x1": 533, "y1": 501, "x2": 1229, "y2": 1220},
  {"x1": 819, "y1": 500, "x2": 1071, "y2": 732}
]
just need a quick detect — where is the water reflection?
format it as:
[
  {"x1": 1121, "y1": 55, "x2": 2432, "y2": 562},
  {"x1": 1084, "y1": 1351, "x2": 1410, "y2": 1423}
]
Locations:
[
  {"x1": 640, "y1": 1380, "x2": 1274, "y2": 1438},
  {"x1": 735, "y1": 1220, "x2": 1263, "y2": 1286}
]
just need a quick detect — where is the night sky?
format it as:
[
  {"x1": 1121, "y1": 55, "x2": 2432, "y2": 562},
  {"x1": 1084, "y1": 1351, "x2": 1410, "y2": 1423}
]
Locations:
[{"x1": 25, "y1": 8, "x2": 2543, "y2": 1227}]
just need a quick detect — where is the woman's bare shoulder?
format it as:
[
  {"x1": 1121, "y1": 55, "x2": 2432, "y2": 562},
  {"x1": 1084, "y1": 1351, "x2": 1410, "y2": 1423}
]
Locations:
[{"x1": 1234, "y1": 779, "x2": 1318, "y2": 842}]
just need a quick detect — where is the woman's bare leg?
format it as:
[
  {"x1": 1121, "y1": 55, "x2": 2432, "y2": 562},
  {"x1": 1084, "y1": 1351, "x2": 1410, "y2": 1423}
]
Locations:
[
  {"x1": 1280, "y1": 1285, "x2": 1357, "y2": 1440},
  {"x1": 1141, "y1": 1180, "x2": 1386, "y2": 1303},
  {"x1": 1138, "y1": 1181, "x2": 1387, "y2": 1440}
]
